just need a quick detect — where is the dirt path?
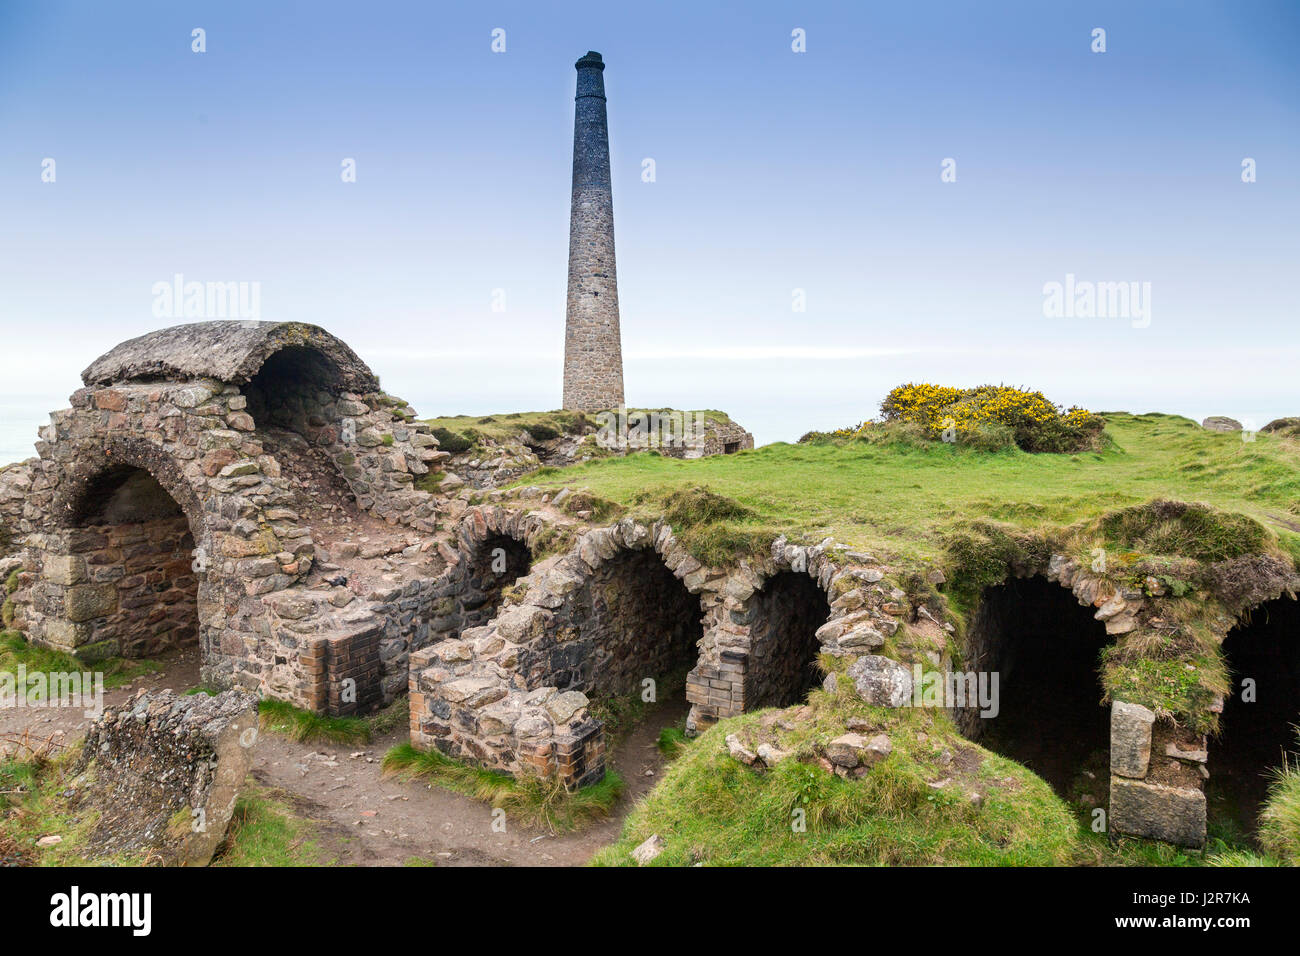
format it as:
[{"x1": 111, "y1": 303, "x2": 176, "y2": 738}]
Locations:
[
  {"x1": 253, "y1": 699, "x2": 686, "y2": 866},
  {"x1": 0, "y1": 645, "x2": 203, "y2": 757},
  {"x1": 3, "y1": 648, "x2": 679, "y2": 866}
]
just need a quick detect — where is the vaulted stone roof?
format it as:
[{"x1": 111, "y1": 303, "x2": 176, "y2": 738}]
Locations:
[{"x1": 81, "y1": 321, "x2": 380, "y2": 392}]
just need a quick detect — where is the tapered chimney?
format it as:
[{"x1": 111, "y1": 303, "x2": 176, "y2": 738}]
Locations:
[{"x1": 562, "y1": 51, "x2": 625, "y2": 412}]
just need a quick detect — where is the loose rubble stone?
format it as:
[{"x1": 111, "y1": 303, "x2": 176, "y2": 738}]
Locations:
[
  {"x1": 631, "y1": 833, "x2": 665, "y2": 865},
  {"x1": 75, "y1": 689, "x2": 259, "y2": 866},
  {"x1": 847, "y1": 654, "x2": 913, "y2": 707}
]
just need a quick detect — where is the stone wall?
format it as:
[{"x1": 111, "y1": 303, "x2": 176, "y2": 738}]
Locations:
[
  {"x1": 75, "y1": 688, "x2": 259, "y2": 866},
  {"x1": 408, "y1": 510, "x2": 912, "y2": 788},
  {"x1": 56, "y1": 516, "x2": 197, "y2": 661},
  {"x1": 5, "y1": 323, "x2": 448, "y2": 715},
  {"x1": 1109, "y1": 701, "x2": 1208, "y2": 847}
]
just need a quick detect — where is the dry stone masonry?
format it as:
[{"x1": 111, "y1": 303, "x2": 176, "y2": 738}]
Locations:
[
  {"x1": 3, "y1": 321, "x2": 448, "y2": 715},
  {"x1": 0, "y1": 316, "x2": 1290, "y2": 854},
  {"x1": 74, "y1": 689, "x2": 259, "y2": 866}
]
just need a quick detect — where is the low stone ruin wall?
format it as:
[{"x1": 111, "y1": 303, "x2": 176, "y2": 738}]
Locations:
[
  {"x1": 75, "y1": 689, "x2": 260, "y2": 866},
  {"x1": 408, "y1": 511, "x2": 912, "y2": 788},
  {"x1": 1109, "y1": 701, "x2": 1208, "y2": 847}
]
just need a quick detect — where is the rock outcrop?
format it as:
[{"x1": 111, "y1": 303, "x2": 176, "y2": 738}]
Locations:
[{"x1": 75, "y1": 689, "x2": 260, "y2": 866}]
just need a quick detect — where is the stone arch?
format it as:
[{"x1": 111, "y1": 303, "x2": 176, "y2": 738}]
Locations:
[
  {"x1": 409, "y1": 512, "x2": 722, "y2": 787},
  {"x1": 1209, "y1": 596, "x2": 1300, "y2": 840},
  {"x1": 242, "y1": 345, "x2": 350, "y2": 441},
  {"x1": 740, "y1": 570, "x2": 833, "y2": 710},
  {"x1": 958, "y1": 574, "x2": 1115, "y2": 800},
  {"x1": 422, "y1": 514, "x2": 538, "y2": 649},
  {"x1": 53, "y1": 436, "x2": 208, "y2": 542},
  {"x1": 556, "y1": 545, "x2": 701, "y2": 699},
  {"x1": 36, "y1": 442, "x2": 210, "y2": 665},
  {"x1": 509, "y1": 518, "x2": 712, "y2": 703},
  {"x1": 684, "y1": 537, "x2": 849, "y2": 734}
]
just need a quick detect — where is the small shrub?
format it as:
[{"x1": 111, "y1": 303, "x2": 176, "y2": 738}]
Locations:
[
  {"x1": 1097, "y1": 500, "x2": 1269, "y2": 563},
  {"x1": 560, "y1": 490, "x2": 625, "y2": 523},
  {"x1": 879, "y1": 383, "x2": 1106, "y2": 453},
  {"x1": 430, "y1": 428, "x2": 473, "y2": 454},
  {"x1": 523, "y1": 423, "x2": 561, "y2": 442}
]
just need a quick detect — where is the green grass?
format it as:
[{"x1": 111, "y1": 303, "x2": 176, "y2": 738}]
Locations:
[
  {"x1": 1215, "y1": 743, "x2": 1300, "y2": 865},
  {"x1": 507, "y1": 413, "x2": 1300, "y2": 573},
  {"x1": 382, "y1": 742, "x2": 624, "y2": 833},
  {"x1": 0, "y1": 630, "x2": 163, "y2": 692},
  {"x1": 257, "y1": 698, "x2": 372, "y2": 745},
  {"x1": 211, "y1": 789, "x2": 331, "y2": 867},
  {"x1": 591, "y1": 690, "x2": 1081, "y2": 867},
  {"x1": 586, "y1": 681, "x2": 1277, "y2": 868},
  {"x1": 422, "y1": 410, "x2": 596, "y2": 451}
]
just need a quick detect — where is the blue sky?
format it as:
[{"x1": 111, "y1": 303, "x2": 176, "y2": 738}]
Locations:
[{"x1": 1, "y1": 0, "x2": 1297, "y2": 462}]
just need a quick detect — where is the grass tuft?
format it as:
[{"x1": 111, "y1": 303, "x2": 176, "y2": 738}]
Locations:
[
  {"x1": 382, "y1": 742, "x2": 624, "y2": 833},
  {"x1": 258, "y1": 698, "x2": 371, "y2": 745}
]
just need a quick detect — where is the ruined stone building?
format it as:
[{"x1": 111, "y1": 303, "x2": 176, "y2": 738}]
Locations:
[{"x1": 0, "y1": 52, "x2": 1290, "y2": 854}]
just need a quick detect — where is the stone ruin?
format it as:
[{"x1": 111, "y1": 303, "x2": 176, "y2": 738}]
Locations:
[
  {"x1": 75, "y1": 689, "x2": 259, "y2": 866},
  {"x1": 0, "y1": 318, "x2": 1296, "y2": 851},
  {"x1": 0, "y1": 321, "x2": 449, "y2": 714}
]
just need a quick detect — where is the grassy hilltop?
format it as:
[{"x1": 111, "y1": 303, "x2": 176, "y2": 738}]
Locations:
[
  {"x1": 516, "y1": 412, "x2": 1300, "y2": 571},
  {"x1": 502, "y1": 405, "x2": 1300, "y2": 866}
]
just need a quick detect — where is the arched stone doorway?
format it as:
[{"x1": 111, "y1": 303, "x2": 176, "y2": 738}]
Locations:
[
  {"x1": 742, "y1": 570, "x2": 832, "y2": 709},
  {"x1": 960, "y1": 575, "x2": 1114, "y2": 800},
  {"x1": 52, "y1": 463, "x2": 201, "y2": 665},
  {"x1": 566, "y1": 548, "x2": 702, "y2": 702}
]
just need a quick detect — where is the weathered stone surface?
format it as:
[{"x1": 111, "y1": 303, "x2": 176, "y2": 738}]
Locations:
[
  {"x1": 1201, "y1": 416, "x2": 1243, "y2": 432},
  {"x1": 64, "y1": 583, "x2": 118, "y2": 622},
  {"x1": 726, "y1": 733, "x2": 758, "y2": 765},
  {"x1": 756, "y1": 742, "x2": 791, "y2": 766},
  {"x1": 631, "y1": 833, "x2": 665, "y2": 866},
  {"x1": 75, "y1": 689, "x2": 259, "y2": 866},
  {"x1": 1110, "y1": 778, "x2": 1207, "y2": 848},
  {"x1": 847, "y1": 654, "x2": 913, "y2": 707},
  {"x1": 826, "y1": 732, "x2": 868, "y2": 767},
  {"x1": 82, "y1": 321, "x2": 379, "y2": 391},
  {"x1": 546, "y1": 690, "x2": 589, "y2": 724},
  {"x1": 1110, "y1": 701, "x2": 1156, "y2": 778}
]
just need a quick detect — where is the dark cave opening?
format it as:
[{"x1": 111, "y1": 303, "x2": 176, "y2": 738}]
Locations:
[
  {"x1": 745, "y1": 571, "x2": 832, "y2": 709},
  {"x1": 961, "y1": 576, "x2": 1113, "y2": 800},
  {"x1": 576, "y1": 549, "x2": 702, "y2": 702},
  {"x1": 1208, "y1": 598, "x2": 1300, "y2": 841},
  {"x1": 243, "y1": 346, "x2": 345, "y2": 439}
]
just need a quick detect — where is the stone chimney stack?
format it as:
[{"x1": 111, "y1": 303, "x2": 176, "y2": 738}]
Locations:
[{"x1": 562, "y1": 50, "x2": 625, "y2": 412}]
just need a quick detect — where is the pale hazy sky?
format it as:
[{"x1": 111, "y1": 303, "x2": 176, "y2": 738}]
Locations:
[{"x1": 2, "y1": 0, "x2": 1297, "y2": 463}]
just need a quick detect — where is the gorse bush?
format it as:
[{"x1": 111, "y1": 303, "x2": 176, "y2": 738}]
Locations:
[{"x1": 880, "y1": 383, "x2": 1106, "y2": 453}]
